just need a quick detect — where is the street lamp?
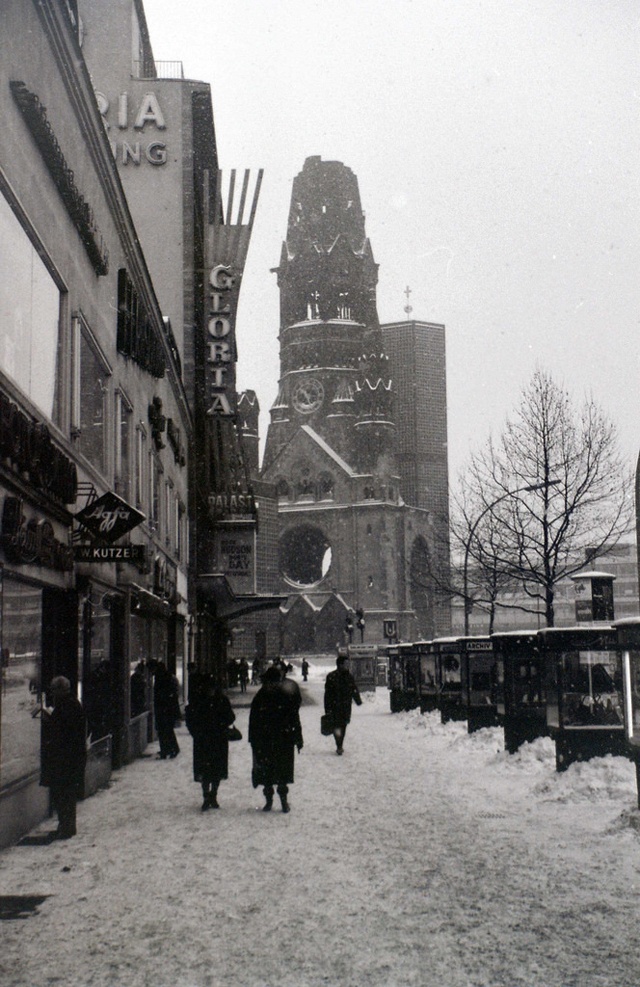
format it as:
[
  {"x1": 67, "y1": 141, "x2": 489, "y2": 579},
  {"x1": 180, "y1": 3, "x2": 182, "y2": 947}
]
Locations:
[{"x1": 462, "y1": 480, "x2": 559, "y2": 635}]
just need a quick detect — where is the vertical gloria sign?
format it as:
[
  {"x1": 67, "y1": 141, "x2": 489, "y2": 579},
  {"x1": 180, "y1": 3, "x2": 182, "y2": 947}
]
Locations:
[{"x1": 204, "y1": 169, "x2": 263, "y2": 421}]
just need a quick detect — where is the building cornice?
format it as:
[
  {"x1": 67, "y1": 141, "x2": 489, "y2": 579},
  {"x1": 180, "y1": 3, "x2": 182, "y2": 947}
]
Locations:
[{"x1": 31, "y1": 0, "x2": 192, "y2": 432}]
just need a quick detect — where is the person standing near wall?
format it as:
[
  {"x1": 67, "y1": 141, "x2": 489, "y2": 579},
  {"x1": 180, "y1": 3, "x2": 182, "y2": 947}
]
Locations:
[
  {"x1": 153, "y1": 662, "x2": 181, "y2": 759},
  {"x1": 40, "y1": 676, "x2": 87, "y2": 840}
]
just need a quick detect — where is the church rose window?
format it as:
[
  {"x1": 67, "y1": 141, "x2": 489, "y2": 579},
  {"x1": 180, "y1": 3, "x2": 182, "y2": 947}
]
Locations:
[{"x1": 280, "y1": 525, "x2": 332, "y2": 587}]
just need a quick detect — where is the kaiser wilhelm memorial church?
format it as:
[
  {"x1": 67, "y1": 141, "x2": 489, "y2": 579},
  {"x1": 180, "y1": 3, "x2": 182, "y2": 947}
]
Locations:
[{"x1": 242, "y1": 156, "x2": 451, "y2": 655}]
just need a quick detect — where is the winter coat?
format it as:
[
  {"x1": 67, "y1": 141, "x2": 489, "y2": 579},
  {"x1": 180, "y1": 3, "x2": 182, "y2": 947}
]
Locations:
[
  {"x1": 154, "y1": 666, "x2": 181, "y2": 728},
  {"x1": 40, "y1": 694, "x2": 87, "y2": 794},
  {"x1": 324, "y1": 667, "x2": 362, "y2": 727},
  {"x1": 249, "y1": 679, "x2": 303, "y2": 788},
  {"x1": 185, "y1": 692, "x2": 235, "y2": 783}
]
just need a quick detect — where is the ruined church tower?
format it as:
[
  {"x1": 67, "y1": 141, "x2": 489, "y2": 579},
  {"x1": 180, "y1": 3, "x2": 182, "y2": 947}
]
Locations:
[{"x1": 261, "y1": 157, "x2": 444, "y2": 653}]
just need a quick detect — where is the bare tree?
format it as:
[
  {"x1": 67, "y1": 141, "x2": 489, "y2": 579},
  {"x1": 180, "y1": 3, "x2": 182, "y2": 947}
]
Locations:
[
  {"x1": 446, "y1": 479, "x2": 515, "y2": 633},
  {"x1": 469, "y1": 369, "x2": 633, "y2": 626}
]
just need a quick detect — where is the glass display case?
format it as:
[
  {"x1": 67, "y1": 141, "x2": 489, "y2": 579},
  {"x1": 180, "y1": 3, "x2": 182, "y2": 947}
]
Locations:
[
  {"x1": 538, "y1": 627, "x2": 625, "y2": 771},
  {"x1": 387, "y1": 643, "x2": 420, "y2": 712},
  {"x1": 433, "y1": 637, "x2": 465, "y2": 724},
  {"x1": 417, "y1": 640, "x2": 438, "y2": 713},
  {"x1": 460, "y1": 637, "x2": 502, "y2": 733},
  {"x1": 491, "y1": 631, "x2": 546, "y2": 754},
  {"x1": 613, "y1": 618, "x2": 640, "y2": 809}
]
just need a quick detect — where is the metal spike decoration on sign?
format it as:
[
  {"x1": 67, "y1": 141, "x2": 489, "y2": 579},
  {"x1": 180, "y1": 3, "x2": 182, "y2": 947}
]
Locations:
[{"x1": 201, "y1": 168, "x2": 263, "y2": 521}]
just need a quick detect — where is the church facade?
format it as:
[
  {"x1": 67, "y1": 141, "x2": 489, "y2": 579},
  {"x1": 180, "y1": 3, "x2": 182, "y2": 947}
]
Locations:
[{"x1": 260, "y1": 156, "x2": 451, "y2": 653}]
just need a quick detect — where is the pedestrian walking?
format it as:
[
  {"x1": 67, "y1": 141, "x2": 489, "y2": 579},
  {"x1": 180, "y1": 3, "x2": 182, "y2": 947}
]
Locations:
[
  {"x1": 153, "y1": 661, "x2": 181, "y2": 759},
  {"x1": 324, "y1": 655, "x2": 362, "y2": 755},
  {"x1": 272, "y1": 656, "x2": 288, "y2": 679},
  {"x1": 185, "y1": 678, "x2": 236, "y2": 810},
  {"x1": 39, "y1": 676, "x2": 87, "y2": 840},
  {"x1": 249, "y1": 666, "x2": 303, "y2": 812},
  {"x1": 239, "y1": 658, "x2": 249, "y2": 693},
  {"x1": 251, "y1": 658, "x2": 261, "y2": 684},
  {"x1": 301, "y1": 658, "x2": 309, "y2": 682}
]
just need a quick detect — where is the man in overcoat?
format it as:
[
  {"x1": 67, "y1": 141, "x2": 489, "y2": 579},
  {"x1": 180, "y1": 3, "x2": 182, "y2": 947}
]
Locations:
[
  {"x1": 153, "y1": 661, "x2": 181, "y2": 759},
  {"x1": 249, "y1": 666, "x2": 303, "y2": 812},
  {"x1": 40, "y1": 676, "x2": 87, "y2": 839},
  {"x1": 324, "y1": 655, "x2": 362, "y2": 755}
]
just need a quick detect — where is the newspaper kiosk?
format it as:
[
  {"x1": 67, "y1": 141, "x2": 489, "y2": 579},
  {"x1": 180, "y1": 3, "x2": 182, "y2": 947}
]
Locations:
[
  {"x1": 417, "y1": 640, "x2": 438, "y2": 713},
  {"x1": 459, "y1": 636, "x2": 502, "y2": 733},
  {"x1": 387, "y1": 643, "x2": 419, "y2": 712},
  {"x1": 346, "y1": 643, "x2": 378, "y2": 693},
  {"x1": 492, "y1": 630, "x2": 547, "y2": 754},
  {"x1": 433, "y1": 637, "x2": 465, "y2": 724},
  {"x1": 613, "y1": 617, "x2": 640, "y2": 809},
  {"x1": 538, "y1": 626, "x2": 625, "y2": 771}
]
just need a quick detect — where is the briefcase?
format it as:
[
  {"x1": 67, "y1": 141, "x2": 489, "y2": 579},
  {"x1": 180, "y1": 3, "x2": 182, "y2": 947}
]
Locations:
[{"x1": 320, "y1": 714, "x2": 333, "y2": 736}]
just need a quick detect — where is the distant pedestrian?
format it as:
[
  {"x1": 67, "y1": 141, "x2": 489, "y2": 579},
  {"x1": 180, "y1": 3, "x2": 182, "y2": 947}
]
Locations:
[
  {"x1": 185, "y1": 678, "x2": 236, "y2": 810},
  {"x1": 272, "y1": 656, "x2": 288, "y2": 680},
  {"x1": 324, "y1": 655, "x2": 362, "y2": 755},
  {"x1": 239, "y1": 658, "x2": 249, "y2": 693},
  {"x1": 251, "y1": 658, "x2": 261, "y2": 684},
  {"x1": 301, "y1": 658, "x2": 309, "y2": 682},
  {"x1": 153, "y1": 662, "x2": 181, "y2": 759},
  {"x1": 40, "y1": 676, "x2": 87, "y2": 839},
  {"x1": 249, "y1": 666, "x2": 303, "y2": 812}
]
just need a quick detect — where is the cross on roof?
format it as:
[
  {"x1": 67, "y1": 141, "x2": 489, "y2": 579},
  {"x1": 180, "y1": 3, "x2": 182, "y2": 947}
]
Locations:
[{"x1": 404, "y1": 285, "x2": 413, "y2": 317}]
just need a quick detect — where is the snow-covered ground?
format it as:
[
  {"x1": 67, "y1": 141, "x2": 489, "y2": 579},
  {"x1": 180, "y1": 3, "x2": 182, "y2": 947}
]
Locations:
[{"x1": 2, "y1": 660, "x2": 640, "y2": 987}]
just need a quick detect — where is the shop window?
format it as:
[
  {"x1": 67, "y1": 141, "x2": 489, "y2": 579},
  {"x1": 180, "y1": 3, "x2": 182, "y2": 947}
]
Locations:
[
  {"x1": 79, "y1": 590, "x2": 113, "y2": 743},
  {"x1": 0, "y1": 190, "x2": 62, "y2": 421},
  {"x1": 0, "y1": 578, "x2": 44, "y2": 788},
  {"x1": 115, "y1": 389, "x2": 132, "y2": 501},
  {"x1": 73, "y1": 315, "x2": 111, "y2": 476}
]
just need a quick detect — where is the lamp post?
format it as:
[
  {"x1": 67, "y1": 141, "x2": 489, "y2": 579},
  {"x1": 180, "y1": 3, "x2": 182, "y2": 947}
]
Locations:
[{"x1": 462, "y1": 480, "x2": 558, "y2": 635}]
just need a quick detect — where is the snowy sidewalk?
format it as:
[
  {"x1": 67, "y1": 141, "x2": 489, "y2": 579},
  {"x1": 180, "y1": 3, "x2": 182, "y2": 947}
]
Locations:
[{"x1": 2, "y1": 672, "x2": 640, "y2": 987}]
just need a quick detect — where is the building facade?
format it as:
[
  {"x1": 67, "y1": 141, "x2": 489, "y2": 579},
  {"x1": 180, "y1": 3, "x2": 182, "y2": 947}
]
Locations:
[
  {"x1": 381, "y1": 319, "x2": 451, "y2": 634},
  {"x1": 0, "y1": 0, "x2": 191, "y2": 846},
  {"x1": 79, "y1": 0, "x2": 277, "y2": 683},
  {"x1": 257, "y1": 156, "x2": 450, "y2": 654}
]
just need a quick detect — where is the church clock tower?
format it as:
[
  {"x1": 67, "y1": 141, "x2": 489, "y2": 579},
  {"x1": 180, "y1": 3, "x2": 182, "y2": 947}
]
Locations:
[{"x1": 261, "y1": 156, "x2": 445, "y2": 654}]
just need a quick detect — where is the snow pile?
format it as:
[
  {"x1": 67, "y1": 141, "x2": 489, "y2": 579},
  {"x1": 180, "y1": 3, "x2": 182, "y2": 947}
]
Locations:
[{"x1": 533, "y1": 753, "x2": 637, "y2": 803}]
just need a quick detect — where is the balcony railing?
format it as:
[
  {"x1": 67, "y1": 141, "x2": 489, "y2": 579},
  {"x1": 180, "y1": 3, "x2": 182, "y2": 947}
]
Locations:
[{"x1": 133, "y1": 60, "x2": 184, "y2": 80}]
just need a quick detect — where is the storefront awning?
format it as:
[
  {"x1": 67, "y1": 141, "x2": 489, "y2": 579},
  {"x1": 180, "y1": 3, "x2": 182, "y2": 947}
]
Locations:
[
  {"x1": 196, "y1": 573, "x2": 285, "y2": 620},
  {"x1": 130, "y1": 583, "x2": 172, "y2": 619}
]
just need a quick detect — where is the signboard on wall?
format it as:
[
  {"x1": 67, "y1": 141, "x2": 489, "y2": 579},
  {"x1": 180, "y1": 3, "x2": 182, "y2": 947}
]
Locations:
[
  {"x1": 203, "y1": 170, "x2": 263, "y2": 422},
  {"x1": 213, "y1": 526, "x2": 256, "y2": 596}
]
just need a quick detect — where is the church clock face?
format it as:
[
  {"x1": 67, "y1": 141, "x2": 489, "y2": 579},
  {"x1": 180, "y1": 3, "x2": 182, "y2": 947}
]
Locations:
[{"x1": 291, "y1": 377, "x2": 324, "y2": 414}]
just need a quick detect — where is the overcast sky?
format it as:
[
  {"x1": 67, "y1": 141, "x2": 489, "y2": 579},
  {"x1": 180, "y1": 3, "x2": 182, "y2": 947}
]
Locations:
[{"x1": 143, "y1": 0, "x2": 639, "y2": 481}]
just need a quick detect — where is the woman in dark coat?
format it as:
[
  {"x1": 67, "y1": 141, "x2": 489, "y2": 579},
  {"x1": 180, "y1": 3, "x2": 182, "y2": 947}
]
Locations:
[
  {"x1": 185, "y1": 679, "x2": 235, "y2": 810},
  {"x1": 249, "y1": 666, "x2": 303, "y2": 813}
]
